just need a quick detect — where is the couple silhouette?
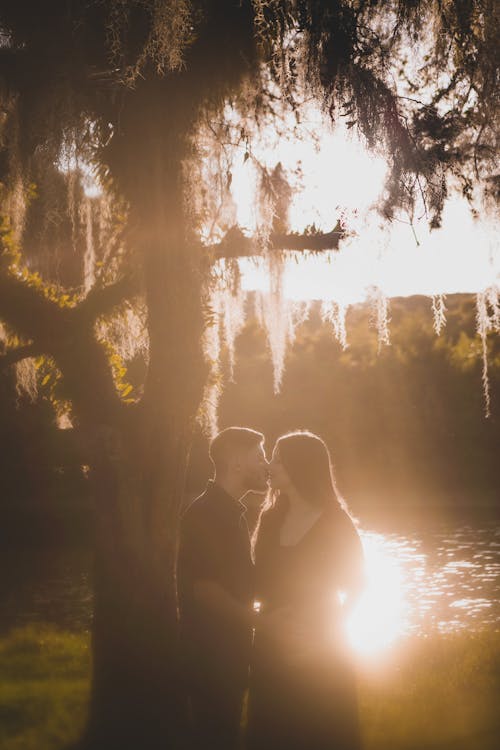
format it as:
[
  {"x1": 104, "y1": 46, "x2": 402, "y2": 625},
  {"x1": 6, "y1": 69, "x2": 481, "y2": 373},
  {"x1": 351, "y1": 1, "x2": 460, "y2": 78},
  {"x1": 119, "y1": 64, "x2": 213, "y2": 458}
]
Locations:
[{"x1": 178, "y1": 427, "x2": 364, "y2": 750}]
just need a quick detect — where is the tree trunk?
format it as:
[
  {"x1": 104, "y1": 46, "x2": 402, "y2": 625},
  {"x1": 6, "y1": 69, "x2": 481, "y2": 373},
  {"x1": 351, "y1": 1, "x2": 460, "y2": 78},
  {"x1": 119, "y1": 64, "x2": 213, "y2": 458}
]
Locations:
[
  {"x1": 81, "y1": 453, "x2": 189, "y2": 750},
  {"x1": 78, "y1": 120, "x2": 207, "y2": 749},
  {"x1": 79, "y1": 343, "x2": 204, "y2": 750}
]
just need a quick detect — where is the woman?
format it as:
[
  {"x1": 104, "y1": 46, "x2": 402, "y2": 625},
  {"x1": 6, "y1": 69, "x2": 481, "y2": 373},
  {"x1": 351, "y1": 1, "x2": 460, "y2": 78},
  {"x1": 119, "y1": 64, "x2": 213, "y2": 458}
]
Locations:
[{"x1": 247, "y1": 431, "x2": 364, "y2": 750}]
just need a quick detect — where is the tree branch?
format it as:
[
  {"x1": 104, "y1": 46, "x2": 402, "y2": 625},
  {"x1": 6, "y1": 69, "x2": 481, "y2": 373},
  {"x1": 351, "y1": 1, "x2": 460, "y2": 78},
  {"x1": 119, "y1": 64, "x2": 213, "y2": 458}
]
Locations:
[
  {"x1": 209, "y1": 224, "x2": 345, "y2": 260},
  {"x1": 77, "y1": 275, "x2": 139, "y2": 321},
  {"x1": 0, "y1": 271, "x2": 69, "y2": 345},
  {"x1": 0, "y1": 272, "x2": 127, "y2": 423}
]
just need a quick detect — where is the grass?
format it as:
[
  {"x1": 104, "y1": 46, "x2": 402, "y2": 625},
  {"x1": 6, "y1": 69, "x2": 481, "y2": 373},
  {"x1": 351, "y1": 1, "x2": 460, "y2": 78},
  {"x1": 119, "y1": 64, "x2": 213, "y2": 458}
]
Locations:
[
  {"x1": 0, "y1": 626, "x2": 90, "y2": 750},
  {"x1": 0, "y1": 626, "x2": 498, "y2": 749},
  {"x1": 358, "y1": 630, "x2": 500, "y2": 750}
]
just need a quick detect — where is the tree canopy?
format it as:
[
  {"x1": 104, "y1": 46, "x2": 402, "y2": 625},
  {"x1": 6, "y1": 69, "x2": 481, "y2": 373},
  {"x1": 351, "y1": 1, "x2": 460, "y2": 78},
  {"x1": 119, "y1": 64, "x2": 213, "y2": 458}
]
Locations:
[{"x1": 0, "y1": 1, "x2": 498, "y2": 420}]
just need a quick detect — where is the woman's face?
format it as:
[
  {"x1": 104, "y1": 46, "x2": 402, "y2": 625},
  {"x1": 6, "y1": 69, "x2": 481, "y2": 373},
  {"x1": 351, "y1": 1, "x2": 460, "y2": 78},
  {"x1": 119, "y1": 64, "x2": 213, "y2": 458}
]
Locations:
[{"x1": 268, "y1": 444, "x2": 293, "y2": 492}]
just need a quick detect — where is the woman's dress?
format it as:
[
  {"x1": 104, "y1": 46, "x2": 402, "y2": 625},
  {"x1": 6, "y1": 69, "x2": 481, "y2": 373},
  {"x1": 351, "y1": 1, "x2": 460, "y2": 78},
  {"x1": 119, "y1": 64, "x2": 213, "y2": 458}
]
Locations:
[{"x1": 248, "y1": 502, "x2": 364, "y2": 750}]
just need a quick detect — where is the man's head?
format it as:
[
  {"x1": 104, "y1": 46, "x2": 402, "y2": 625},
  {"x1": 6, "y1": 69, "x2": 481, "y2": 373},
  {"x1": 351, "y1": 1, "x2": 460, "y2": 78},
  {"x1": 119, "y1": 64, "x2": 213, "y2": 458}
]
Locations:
[{"x1": 209, "y1": 427, "x2": 268, "y2": 496}]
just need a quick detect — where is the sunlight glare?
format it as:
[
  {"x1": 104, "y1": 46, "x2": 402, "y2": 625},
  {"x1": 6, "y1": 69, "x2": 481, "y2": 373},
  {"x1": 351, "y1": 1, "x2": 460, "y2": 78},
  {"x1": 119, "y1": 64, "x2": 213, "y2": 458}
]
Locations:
[
  {"x1": 345, "y1": 532, "x2": 408, "y2": 657},
  {"x1": 238, "y1": 201, "x2": 499, "y2": 303},
  {"x1": 230, "y1": 107, "x2": 387, "y2": 236},
  {"x1": 225, "y1": 103, "x2": 499, "y2": 302}
]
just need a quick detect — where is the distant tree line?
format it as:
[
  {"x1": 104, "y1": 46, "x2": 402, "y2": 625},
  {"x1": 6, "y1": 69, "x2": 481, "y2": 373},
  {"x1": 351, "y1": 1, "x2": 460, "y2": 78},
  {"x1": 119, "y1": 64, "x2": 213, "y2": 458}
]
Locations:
[{"x1": 212, "y1": 293, "x2": 500, "y2": 512}]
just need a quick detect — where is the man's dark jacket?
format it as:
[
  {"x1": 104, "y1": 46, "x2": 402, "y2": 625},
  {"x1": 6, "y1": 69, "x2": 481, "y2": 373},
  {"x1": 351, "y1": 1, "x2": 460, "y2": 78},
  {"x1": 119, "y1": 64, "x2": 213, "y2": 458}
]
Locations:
[{"x1": 177, "y1": 480, "x2": 254, "y2": 694}]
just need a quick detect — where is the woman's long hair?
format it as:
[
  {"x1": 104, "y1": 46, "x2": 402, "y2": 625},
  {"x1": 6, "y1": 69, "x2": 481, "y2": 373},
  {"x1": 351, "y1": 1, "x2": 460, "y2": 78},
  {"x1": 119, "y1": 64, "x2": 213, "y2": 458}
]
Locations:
[{"x1": 252, "y1": 430, "x2": 348, "y2": 558}]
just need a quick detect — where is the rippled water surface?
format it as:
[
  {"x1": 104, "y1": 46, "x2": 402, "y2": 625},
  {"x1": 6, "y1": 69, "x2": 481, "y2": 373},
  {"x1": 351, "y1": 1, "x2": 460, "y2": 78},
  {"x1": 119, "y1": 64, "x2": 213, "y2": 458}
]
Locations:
[
  {"x1": 347, "y1": 521, "x2": 500, "y2": 653},
  {"x1": 1, "y1": 520, "x2": 499, "y2": 649}
]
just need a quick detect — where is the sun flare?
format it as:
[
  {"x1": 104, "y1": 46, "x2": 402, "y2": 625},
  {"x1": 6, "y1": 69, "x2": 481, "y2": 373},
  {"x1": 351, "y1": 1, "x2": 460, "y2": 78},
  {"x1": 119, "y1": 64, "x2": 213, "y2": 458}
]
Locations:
[{"x1": 345, "y1": 532, "x2": 408, "y2": 657}]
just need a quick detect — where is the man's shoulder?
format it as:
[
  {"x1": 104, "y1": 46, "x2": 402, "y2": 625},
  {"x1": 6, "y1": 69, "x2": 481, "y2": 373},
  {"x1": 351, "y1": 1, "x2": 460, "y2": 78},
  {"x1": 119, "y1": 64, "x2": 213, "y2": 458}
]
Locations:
[
  {"x1": 181, "y1": 486, "x2": 219, "y2": 530},
  {"x1": 178, "y1": 493, "x2": 215, "y2": 560},
  {"x1": 182, "y1": 492, "x2": 207, "y2": 516}
]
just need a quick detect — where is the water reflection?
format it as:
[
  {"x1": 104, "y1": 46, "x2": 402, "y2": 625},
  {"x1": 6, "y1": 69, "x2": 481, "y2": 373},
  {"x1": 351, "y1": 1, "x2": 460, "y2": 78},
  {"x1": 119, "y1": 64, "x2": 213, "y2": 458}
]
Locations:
[{"x1": 346, "y1": 523, "x2": 500, "y2": 655}]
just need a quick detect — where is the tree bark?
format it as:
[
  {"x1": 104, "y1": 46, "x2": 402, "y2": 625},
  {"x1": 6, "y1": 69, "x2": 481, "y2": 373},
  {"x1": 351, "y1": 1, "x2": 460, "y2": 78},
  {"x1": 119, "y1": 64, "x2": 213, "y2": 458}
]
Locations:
[
  {"x1": 81, "y1": 448, "x2": 190, "y2": 750},
  {"x1": 78, "y1": 115, "x2": 206, "y2": 749}
]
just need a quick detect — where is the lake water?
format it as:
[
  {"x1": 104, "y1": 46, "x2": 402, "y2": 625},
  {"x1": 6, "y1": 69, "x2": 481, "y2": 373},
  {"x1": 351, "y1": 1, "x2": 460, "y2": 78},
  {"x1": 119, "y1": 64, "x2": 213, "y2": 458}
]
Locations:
[
  {"x1": 1, "y1": 518, "x2": 499, "y2": 653},
  {"x1": 348, "y1": 521, "x2": 500, "y2": 654}
]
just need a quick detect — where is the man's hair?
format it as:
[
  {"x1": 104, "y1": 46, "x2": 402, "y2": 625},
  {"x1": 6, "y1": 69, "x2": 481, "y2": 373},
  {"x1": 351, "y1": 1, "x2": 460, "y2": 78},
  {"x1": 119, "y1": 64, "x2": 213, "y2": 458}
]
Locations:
[{"x1": 209, "y1": 426, "x2": 264, "y2": 474}]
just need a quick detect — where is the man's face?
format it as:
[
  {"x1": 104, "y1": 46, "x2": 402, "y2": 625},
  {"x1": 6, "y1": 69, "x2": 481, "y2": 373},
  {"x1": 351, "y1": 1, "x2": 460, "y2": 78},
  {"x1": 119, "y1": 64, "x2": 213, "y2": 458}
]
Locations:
[{"x1": 240, "y1": 443, "x2": 269, "y2": 494}]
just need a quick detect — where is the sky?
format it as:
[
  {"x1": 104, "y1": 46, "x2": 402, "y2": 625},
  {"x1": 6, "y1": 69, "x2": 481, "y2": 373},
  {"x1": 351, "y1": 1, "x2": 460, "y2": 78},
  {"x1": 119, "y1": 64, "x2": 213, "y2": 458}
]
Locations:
[{"x1": 228, "y1": 108, "x2": 499, "y2": 304}]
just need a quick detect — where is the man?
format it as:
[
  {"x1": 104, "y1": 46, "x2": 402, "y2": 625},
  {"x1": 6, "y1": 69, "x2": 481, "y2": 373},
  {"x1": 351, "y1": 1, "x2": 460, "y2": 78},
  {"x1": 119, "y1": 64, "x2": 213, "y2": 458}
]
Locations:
[{"x1": 177, "y1": 427, "x2": 268, "y2": 749}]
